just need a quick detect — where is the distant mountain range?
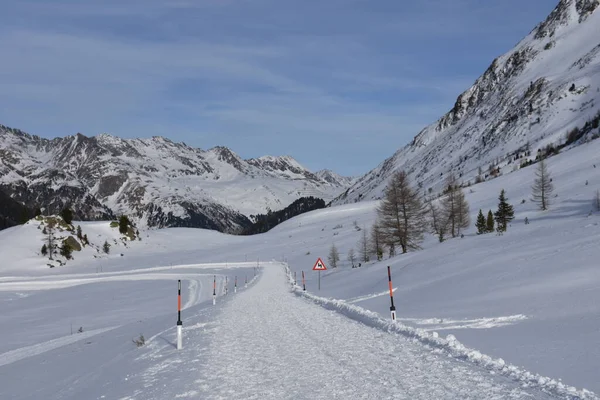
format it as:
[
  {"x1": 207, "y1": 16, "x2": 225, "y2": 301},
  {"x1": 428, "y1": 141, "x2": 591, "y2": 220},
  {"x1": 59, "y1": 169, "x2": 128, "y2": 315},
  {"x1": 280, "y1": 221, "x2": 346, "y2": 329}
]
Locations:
[
  {"x1": 334, "y1": 0, "x2": 600, "y2": 205},
  {"x1": 0, "y1": 126, "x2": 353, "y2": 232}
]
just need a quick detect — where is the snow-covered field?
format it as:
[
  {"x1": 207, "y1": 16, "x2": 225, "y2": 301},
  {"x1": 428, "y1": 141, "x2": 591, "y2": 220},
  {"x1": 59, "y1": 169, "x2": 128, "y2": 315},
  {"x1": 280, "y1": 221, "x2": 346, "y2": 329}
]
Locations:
[{"x1": 1, "y1": 139, "x2": 600, "y2": 398}]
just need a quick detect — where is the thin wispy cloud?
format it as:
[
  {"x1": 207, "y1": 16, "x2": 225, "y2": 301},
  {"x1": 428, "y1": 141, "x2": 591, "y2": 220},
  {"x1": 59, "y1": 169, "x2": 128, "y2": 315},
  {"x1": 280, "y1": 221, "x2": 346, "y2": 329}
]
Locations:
[{"x1": 0, "y1": 0, "x2": 557, "y2": 175}]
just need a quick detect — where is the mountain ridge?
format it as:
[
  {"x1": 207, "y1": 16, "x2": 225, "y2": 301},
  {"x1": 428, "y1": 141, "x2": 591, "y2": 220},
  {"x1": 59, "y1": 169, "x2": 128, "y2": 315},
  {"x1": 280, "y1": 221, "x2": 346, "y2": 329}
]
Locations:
[
  {"x1": 334, "y1": 0, "x2": 600, "y2": 205},
  {"x1": 0, "y1": 126, "x2": 352, "y2": 232}
]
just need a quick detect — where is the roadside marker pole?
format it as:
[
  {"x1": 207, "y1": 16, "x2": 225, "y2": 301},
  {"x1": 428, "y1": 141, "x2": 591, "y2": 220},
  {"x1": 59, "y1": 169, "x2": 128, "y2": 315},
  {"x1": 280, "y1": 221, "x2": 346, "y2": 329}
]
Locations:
[
  {"x1": 234, "y1": 276, "x2": 238, "y2": 294},
  {"x1": 294, "y1": 271, "x2": 297, "y2": 286},
  {"x1": 302, "y1": 271, "x2": 306, "y2": 291},
  {"x1": 245, "y1": 275, "x2": 248, "y2": 288},
  {"x1": 387, "y1": 266, "x2": 396, "y2": 321},
  {"x1": 225, "y1": 276, "x2": 228, "y2": 296},
  {"x1": 213, "y1": 275, "x2": 216, "y2": 305},
  {"x1": 177, "y1": 280, "x2": 183, "y2": 350}
]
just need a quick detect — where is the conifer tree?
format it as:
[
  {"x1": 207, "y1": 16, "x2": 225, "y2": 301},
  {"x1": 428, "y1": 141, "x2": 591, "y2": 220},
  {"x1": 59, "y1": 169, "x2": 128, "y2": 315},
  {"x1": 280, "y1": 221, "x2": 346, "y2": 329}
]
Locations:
[
  {"x1": 83, "y1": 234, "x2": 89, "y2": 246},
  {"x1": 369, "y1": 223, "x2": 384, "y2": 261},
  {"x1": 377, "y1": 170, "x2": 425, "y2": 254},
  {"x1": 60, "y1": 207, "x2": 73, "y2": 225},
  {"x1": 60, "y1": 242, "x2": 72, "y2": 259},
  {"x1": 347, "y1": 248, "x2": 356, "y2": 268},
  {"x1": 441, "y1": 174, "x2": 470, "y2": 237},
  {"x1": 328, "y1": 243, "x2": 340, "y2": 268},
  {"x1": 103, "y1": 240, "x2": 110, "y2": 254},
  {"x1": 41, "y1": 244, "x2": 48, "y2": 256},
  {"x1": 119, "y1": 215, "x2": 130, "y2": 235},
  {"x1": 427, "y1": 200, "x2": 446, "y2": 242},
  {"x1": 47, "y1": 220, "x2": 55, "y2": 260},
  {"x1": 486, "y1": 210, "x2": 495, "y2": 233},
  {"x1": 76, "y1": 225, "x2": 83, "y2": 241},
  {"x1": 388, "y1": 243, "x2": 396, "y2": 258},
  {"x1": 494, "y1": 190, "x2": 515, "y2": 232},
  {"x1": 476, "y1": 209, "x2": 487, "y2": 234},
  {"x1": 358, "y1": 227, "x2": 369, "y2": 262},
  {"x1": 455, "y1": 189, "x2": 470, "y2": 236},
  {"x1": 531, "y1": 158, "x2": 554, "y2": 210}
]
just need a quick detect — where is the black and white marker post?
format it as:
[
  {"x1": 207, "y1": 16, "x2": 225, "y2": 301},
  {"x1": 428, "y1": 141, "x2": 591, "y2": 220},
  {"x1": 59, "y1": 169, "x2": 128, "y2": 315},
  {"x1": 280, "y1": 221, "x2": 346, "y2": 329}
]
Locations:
[
  {"x1": 245, "y1": 275, "x2": 248, "y2": 288},
  {"x1": 177, "y1": 280, "x2": 183, "y2": 350},
  {"x1": 294, "y1": 271, "x2": 297, "y2": 286},
  {"x1": 212, "y1": 275, "x2": 216, "y2": 305},
  {"x1": 225, "y1": 276, "x2": 228, "y2": 296},
  {"x1": 387, "y1": 266, "x2": 396, "y2": 321},
  {"x1": 302, "y1": 271, "x2": 306, "y2": 291},
  {"x1": 234, "y1": 276, "x2": 237, "y2": 294}
]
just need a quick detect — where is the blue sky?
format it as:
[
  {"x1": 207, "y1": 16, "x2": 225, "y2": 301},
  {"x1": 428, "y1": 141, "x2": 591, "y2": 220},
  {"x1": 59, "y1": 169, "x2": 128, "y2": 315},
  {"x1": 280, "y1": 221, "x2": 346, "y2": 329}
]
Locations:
[{"x1": 0, "y1": 0, "x2": 557, "y2": 176}]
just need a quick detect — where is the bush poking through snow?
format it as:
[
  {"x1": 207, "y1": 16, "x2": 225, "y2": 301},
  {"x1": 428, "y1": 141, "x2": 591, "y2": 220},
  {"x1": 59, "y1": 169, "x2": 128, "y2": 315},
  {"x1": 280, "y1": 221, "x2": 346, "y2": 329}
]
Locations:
[{"x1": 133, "y1": 334, "x2": 145, "y2": 347}]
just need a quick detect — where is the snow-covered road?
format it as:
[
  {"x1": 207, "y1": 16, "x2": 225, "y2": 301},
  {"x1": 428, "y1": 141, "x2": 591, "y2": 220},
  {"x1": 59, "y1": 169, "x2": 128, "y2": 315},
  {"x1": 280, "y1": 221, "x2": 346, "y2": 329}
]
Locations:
[{"x1": 158, "y1": 265, "x2": 555, "y2": 400}]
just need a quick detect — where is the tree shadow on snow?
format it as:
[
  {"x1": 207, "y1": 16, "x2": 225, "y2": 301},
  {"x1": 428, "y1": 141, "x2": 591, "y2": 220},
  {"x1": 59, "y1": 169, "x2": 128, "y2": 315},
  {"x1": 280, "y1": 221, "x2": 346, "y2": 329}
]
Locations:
[{"x1": 528, "y1": 199, "x2": 596, "y2": 223}]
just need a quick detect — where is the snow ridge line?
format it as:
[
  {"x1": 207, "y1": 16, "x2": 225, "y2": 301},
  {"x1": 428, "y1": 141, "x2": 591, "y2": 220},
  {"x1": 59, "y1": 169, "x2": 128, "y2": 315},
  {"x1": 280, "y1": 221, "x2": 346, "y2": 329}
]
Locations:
[{"x1": 282, "y1": 265, "x2": 598, "y2": 400}]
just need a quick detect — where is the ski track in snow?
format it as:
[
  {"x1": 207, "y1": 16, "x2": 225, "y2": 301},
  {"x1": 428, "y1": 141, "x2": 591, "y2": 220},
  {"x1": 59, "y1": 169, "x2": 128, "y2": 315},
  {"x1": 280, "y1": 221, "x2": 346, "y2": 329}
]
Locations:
[
  {"x1": 346, "y1": 288, "x2": 397, "y2": 304},
  {"x1": 151, "y1": 265, "x2": 557, "y2": 400},
  {"x1": 0, "y1": 326, "x2": 118, "y2": 368},
  {"x1": 400, "y1": 315, "x2": 529, "y2": 331}
]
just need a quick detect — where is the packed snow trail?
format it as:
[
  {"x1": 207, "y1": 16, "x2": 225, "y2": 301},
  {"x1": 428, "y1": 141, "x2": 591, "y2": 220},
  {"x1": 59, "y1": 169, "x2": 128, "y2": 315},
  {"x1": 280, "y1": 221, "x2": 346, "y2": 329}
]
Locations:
[{"x1": 179, "y1": 265, "x2": 554, "y2": 400}]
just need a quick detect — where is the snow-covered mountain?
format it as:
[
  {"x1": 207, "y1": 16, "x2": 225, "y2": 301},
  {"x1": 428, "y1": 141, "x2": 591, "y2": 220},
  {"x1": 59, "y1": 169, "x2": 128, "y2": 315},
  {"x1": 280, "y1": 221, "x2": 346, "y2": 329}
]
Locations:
[
  {"x1": 334, "y1": 0, "x2": 600, "y2": 205},
  {"x1": 0, "y1": 126, "x2": 351, "y2": 232},
  {"x1": 315, "y1": 169, "x2": 355, "y2": 187}
]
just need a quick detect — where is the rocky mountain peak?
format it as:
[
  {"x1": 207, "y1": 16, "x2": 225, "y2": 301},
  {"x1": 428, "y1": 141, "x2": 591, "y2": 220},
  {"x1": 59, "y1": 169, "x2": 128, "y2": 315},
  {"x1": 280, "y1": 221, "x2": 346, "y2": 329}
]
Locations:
[
  {"x1": 0, "y1": 125, "x2": 352, "y2": 232},
  {"x1": 334, "y1": 0, "x2": 600, "y2": 206}
]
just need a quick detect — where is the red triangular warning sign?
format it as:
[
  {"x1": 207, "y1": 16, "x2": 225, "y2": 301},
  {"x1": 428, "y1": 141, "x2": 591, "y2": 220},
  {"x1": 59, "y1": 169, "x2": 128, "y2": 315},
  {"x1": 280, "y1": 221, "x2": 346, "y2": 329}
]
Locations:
[{"x1": 312, "y1": 257, "x2": 327, "y2": 271}]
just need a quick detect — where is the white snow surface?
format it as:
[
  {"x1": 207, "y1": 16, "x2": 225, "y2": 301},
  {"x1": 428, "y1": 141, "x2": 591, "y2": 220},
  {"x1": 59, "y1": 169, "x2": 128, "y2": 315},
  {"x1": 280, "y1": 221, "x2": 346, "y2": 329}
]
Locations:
[{"x1": 1, "y1": 137, "x2": 600, "y2": 398}]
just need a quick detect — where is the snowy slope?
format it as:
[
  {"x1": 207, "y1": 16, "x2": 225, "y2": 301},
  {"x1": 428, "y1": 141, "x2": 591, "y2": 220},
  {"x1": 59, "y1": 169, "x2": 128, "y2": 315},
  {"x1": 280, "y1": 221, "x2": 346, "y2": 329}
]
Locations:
[
  {"x1": 1, "y1": 137, "x2": 600, "y2": 397},
  {"x1": 0, "y1": 126, "x2": 350, "y2": 232},
  {"x1": 335, "y1": 0, "x2": 600, "y2": 205}
]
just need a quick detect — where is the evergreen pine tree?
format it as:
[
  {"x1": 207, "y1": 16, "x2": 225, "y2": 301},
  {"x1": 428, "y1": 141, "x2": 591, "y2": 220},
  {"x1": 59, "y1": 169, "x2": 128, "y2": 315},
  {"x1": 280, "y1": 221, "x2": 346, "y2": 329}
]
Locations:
[
  {"x1": 119, "y1": 215, "x2": 130, "y2": 235},
  {"x1": 494, "y1": 189, "x2": 515, "y2": 232},
  {"x1": 76, "y1": 225, "x2": 83, "y2": 240},
  {"x1": 60, "y1": 242, "x2": 73, "y2": 259},
  {"x1": 41, "y1": 244, "x2": 48, "y2": 256},
  {"x1": 83, "y1": 234, "x2": 89, "y2": 245},
  {"x1": 103, "y1": 240, "x2": 110, "y2": 254},
  {"x1": 486, "y1": 210, "x2": 495, "y2": 233},
  {"x1": 476, "y1": 210, "x2": 487, "y2": 234},
  {"x1": 60, "y1": 208, "x2": 73, "y2": 225}
]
